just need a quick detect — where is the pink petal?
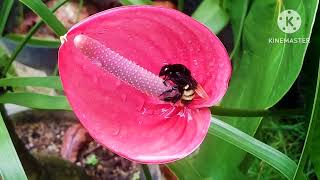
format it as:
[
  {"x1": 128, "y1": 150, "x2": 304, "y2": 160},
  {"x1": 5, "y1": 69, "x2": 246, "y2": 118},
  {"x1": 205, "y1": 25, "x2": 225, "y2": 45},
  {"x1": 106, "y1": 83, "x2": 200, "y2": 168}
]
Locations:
[{"x1": 59, "y1": 6, "x2": 230, "y2": 163}]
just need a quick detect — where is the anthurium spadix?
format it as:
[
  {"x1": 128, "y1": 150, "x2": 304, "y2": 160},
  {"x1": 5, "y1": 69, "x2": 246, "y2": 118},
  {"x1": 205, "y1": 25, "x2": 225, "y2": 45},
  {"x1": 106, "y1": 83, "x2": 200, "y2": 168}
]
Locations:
[{"x1": 58, "y1": 6, "x2": 231, "y2": 163}]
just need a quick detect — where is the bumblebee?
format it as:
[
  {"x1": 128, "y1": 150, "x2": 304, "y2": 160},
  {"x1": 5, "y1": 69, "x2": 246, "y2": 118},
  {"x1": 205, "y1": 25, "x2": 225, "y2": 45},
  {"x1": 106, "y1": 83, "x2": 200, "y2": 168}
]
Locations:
[{"x1": 159, "y1": 64, "x2": 208, "y2": 104}]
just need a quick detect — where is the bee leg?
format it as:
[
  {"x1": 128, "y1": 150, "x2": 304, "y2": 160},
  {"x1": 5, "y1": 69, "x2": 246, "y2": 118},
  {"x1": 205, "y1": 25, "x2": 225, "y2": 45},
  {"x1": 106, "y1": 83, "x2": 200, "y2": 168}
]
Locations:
[
  {"x1": 171, "y1": 93, "x2": 182, "y2": 103},
  {"x1": 162, "y1": 76, "x2": 170, "y2": 86},
  {"x1": 159, "y1": 85, "x2": 180, "y2": 103},
  {"x1": 162, "y1": 93, "x2": 181, "y2": 103}
]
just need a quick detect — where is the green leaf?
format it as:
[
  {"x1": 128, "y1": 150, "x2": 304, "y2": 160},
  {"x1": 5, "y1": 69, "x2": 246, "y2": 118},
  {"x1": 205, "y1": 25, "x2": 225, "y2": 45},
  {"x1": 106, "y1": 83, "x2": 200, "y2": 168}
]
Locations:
[
  {"x1": 19, "y1": 0, "x2": 67, "y2": 36},
  {"x1": 0, "y1": 76, "x2": 63, "y2": 90},
  {"x1": 210, "y1": 117, "x2": 297, "y2": 179},
  {"x1": 310, "y1": 61, "x2": 320, "y2": 177},
  {"x1": 85, "y1": 154, "x2": 99, "y2": 166},
  {"x1": 192, "y1": 0, "x2": 229, "y2": 34},
  {"x1": 294, "y1": 62, "x2": 320, "y2": 179},
  {"x1": 170, "y1": 0, "x2": 318, "y2": 179},
  {"x1": 0, "y1": 47, "x2": 10, "y2": 77},
  {"x1": 224, "y1": 0, "x2": 249, "y2": 58},
  {"x1": 0, "y1": 113, "x2": 27, "y2": 180},
  {"x1": 4, "y1": 33, "x2": 60, "y2": 48},
  {"x1": 0, "y1": 0, "x2": 14, "y2": 36},
  {"x1": 169, "y1": 117, "x2": 297, "y2": 179},
  {"x1": 295, "y1": 13, "x2": 320, "y2": 179},
  {"x1": 0, "y1": 92, "x2": 71, "y2": 110},
  {"x1": 119, "y1": 0, "x2": 152, "y2": 5}
]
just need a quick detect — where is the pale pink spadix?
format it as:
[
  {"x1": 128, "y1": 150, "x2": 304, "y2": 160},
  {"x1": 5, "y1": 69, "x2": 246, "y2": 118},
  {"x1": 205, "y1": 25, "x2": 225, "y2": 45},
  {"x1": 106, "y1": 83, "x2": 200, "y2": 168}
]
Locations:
[
  {"x1": 74, "y1": 34, "x2": 172, "y2": 97},
  {"x1": 58, "y1": 6, "x2": 232, "y2": 164}
]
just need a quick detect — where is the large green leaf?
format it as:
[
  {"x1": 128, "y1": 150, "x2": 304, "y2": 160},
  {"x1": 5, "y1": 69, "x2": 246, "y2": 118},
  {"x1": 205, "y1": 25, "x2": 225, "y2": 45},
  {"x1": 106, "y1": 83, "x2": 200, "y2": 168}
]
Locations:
[
  {"x1": 19, "y1": 0, "x2": 67, "y2": 36},
  {"x1": 0, "y1": 76, "x2": 63, "y2": 90},
  {"x1": 170, "y1": 0, "x2": 318, "y2": 179},
  {"x1": 0, "y1": 0, "x2": 14, "y2": 36},
  {"x1": 0, "y1": 113, "x2": 27, "y2": 180},
  {"x1": 192, "y1": 0, "x2": 229, "y2": 34},
  {"x1": 0, "y1": 92, "x2": 71, "y2": 110}
]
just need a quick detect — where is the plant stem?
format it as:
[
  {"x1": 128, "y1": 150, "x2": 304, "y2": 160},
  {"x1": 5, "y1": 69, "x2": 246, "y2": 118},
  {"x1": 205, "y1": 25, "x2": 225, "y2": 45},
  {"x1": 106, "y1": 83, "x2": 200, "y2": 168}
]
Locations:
[
  {"x1": 210, "y1": 106, "x2": 304, "y2": 117},
  {"x1": 142, "y1": 164, "x2": 152, "y2": 180}
]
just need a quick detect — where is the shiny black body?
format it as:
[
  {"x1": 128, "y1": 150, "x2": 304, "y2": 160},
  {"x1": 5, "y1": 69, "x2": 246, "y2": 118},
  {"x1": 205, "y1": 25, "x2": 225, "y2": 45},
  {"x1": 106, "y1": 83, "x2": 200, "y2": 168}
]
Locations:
[{"x1": 159, "y1": 64, "x2": 197, "y2": 103}]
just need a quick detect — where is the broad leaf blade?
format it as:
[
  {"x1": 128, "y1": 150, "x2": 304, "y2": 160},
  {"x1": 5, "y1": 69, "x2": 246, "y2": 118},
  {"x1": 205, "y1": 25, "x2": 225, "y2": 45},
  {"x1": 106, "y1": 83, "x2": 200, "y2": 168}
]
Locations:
[
  {"x1": 192, "y1": 0, "x2": 229, "y2": 34},
  {"x1": 0, "y1": 92, "x2": 71, "y2": 110},
  {"x1": 19, "y1": 0, "x2": 67, "y2": 36},
  {"x1": 0, "y1": 76, "x2": 63, "y2": 90},
  {"x1": 0, "y1": 113, "x2": 27, "y2": 180}
]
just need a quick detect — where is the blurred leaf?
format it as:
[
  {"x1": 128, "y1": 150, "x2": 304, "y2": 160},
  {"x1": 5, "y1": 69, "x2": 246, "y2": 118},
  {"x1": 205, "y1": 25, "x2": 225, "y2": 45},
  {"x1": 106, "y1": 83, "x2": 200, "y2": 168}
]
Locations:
[
  {"x1": 310, "y1": 68, "x2": 320, "y2": 176},
  {"x1": 0, "y1": 92, "x2": 71, "y2": 110},
  {"x1": 19, "y1": 0, "x2": 67, "y2": 36},
  {"x1": 297, "y1": 10, "x2": 320, "y2": 179},
  {"x1": 0, "y1": 47, "x2": 10, "y2": 77},
  {"x1": 85, "y1": 154, "x2": 99, "y2": 166},
  {"x1": 0, "y1": 0, "x2": 14, "y2": 36},
  {"x1": 192, "y1": 0, "x2": 229, "y2": 34},
  {"x1": 0, "y1": 113, "x2": 27, "y2": 180},
  {"x1": 5, "y1": 33, "x2": 60, "y2": 48},
  {"x1": 119, "y1": 0, "x2": 152, "y2": 5},
  {"x1": 177, "y1": 0, "x2": 184, "y2": 11},
  {"x1": 3, "y1": 0, "x2": 68, "y2": 74},
  {"x1": 169, "y1": 117, "x2": 297, "y2": 179},
  {"x1": 0, "y1": 76, "x2": 63, "y2": 90},
  {"x1": 170, "y1": 0, "x2": 318, "y2": 179},
  {"x1": 294, "y1": 60, "x2": 320, "y2": 180}
]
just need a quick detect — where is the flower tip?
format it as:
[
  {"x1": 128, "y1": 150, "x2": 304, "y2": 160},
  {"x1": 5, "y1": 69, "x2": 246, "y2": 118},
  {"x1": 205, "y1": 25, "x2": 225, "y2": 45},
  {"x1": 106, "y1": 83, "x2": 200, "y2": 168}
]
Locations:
[{"x1": 73, "y1": 34, "x2": 86, "y2": 49}]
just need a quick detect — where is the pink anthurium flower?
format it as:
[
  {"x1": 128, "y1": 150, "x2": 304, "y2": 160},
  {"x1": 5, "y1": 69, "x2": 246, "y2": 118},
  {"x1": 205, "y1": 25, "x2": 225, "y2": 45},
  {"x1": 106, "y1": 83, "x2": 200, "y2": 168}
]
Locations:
[{"x1": 58, "y1": 6, "x2": 231, "y2": 163}]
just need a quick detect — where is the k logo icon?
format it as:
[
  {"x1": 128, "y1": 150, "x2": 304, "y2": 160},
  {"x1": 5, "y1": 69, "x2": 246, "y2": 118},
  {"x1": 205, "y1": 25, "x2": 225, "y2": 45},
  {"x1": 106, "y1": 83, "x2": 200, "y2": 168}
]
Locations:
[{"x1": 277, "y1": 9, "x2": 301, "y2": 34}]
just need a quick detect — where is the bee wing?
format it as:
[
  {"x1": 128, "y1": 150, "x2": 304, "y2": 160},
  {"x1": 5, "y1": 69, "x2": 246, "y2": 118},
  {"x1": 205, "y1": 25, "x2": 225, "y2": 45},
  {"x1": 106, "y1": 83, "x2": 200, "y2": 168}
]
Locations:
[{"x1": 195, "y1": 85, "x2": 209, "y2": 99}]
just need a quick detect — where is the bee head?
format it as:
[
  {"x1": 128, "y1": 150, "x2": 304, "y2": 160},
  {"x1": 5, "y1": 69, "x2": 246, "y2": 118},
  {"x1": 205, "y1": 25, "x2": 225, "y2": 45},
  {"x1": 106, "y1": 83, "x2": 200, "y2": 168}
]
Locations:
[
  {"x1": 159, "y1": 64, "x2": 171, "y2": 76},
  {"x1": 159, "y1": 64, "x2": 191, "y2": 77}
]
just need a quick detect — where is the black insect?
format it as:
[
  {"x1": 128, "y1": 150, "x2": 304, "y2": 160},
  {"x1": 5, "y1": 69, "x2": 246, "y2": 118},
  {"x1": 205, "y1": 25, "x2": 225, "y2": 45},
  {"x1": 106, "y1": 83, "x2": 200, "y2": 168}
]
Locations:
[{"x1": 159, "y1": 64, "x2": 198, "y2": 104}]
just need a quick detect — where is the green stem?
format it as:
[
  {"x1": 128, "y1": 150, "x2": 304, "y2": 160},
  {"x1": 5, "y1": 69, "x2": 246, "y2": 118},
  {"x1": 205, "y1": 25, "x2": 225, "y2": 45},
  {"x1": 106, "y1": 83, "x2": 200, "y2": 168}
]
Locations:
[
  {"x1": 142, "y1": 164, "x2": 152, "y2": 180},
  {"x1": 3, "y1": 0, "x2": 68, "y2": 75},
  {"x1": 211, "y1": 106, "x2": 304, "y2": 117},
  {"x1": 177, "y1": 0, "x2": 184, "y2": 11},
  {"x1": 76, "y1": 0, "x2": 83, "y2": 22}
]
